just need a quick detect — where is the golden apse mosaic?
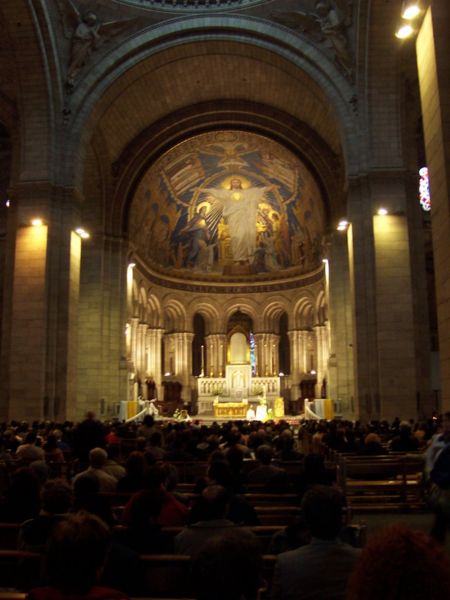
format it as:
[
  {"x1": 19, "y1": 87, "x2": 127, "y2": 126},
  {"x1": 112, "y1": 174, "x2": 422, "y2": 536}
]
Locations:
[{"x1": 129, "y1": 130, "x2": 325, "y2": 282}]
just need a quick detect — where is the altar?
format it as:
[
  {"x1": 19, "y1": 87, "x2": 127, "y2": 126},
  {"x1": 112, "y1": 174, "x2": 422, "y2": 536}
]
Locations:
[
  {"x1": 213, "y1": 401, "x2": 248, "y2": 418},
  {"x1": 197, "y1": 330, "x2": 282, "y2": 417}
]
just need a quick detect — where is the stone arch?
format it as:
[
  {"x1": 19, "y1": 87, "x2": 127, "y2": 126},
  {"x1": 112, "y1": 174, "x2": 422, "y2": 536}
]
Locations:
[
  {"x1": 188, "y1": 301, "x2": 221, "y2": 335},
  {"x1": 63, "y1": 17, "x2": 358, "y2": 192},
  {"x1": 147, "y1": 293, "x2": 162, "y2": 329},
  {"x1": 138, "y1": 285, "x2": 147, "y2": 321},
  {"x1": 221, "y1": 297, "x2": 260, "y2": 327},
  {"x1": 0, "y1": 2, "x2": 58, "y2": 182},
  {"x1": 315, "y1": 290, "x2": 327, "y2": 325},
  {"x1": 163, "y1": 298, "x2": 187, "y2": 333},
  {"x1": 131, "y1": 280, "x2": 139, "y2": 317},
  {"x1": 293, "y1": 295, "x2": 316, "y2": 330},
  {"x1": 261, "y1": 297, "x2": 291, "y2": 332}
]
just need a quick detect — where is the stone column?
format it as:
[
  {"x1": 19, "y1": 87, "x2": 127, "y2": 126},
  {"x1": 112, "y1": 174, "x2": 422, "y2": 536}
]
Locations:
[
  {"x1": 130, "y1": 317, "x2": 139, "y2": 374},
  {"x1": 0, "y1": 183, "x2": 82, "y2": 421},
  {"x1": 205, "y1": 333, "x2": 227, "y2": 377},
  {"x1": 299, "y1": 330, "x2": 310, "y2": 375},
  {"x1": 314, "y1": 324, "x2": 328, "y2": 397},
  {"x1": 265, "y1": 333, "x2": 280, "y2": 376},
  {"x1": 328, "y1": 232, "x2": 355, "y2": 415},
  {"x1": 347, "y1": 174, "x2": 430, "y2": 421},
  {"x1": 417, "y1": 3, "x2": 450, "y2": 411},
  {"x1": 137, "y1": 323, "x2": 148, "y2": 378},
  {"x1": 146, "y1": 327, "x2": 164, "y2": 398},
  {"x1": 288, "y1": 330, "x2": 302, "y2": 396},
  {"x1": 177, "y1": 332, "x2": 194, "y2": 400},
  {"x1": 205, "y1": 334, "x2": 214, "y2": 377}
]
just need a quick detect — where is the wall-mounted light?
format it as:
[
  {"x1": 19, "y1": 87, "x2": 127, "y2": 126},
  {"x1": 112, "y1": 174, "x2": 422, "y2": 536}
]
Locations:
[
  {"x1": 395, "y1": 23, "x2": 414, "y2": 39},
  {"x1": 128, "y1": 262, "x2": 136, "y2": 269},
  {"x1": 5, "y1": 199, "x2": 10, "y2": 207},
  {"x1": 337, "y1": 219, "x2": 349, "y2": 232},
  {"x1": 75, "y1": 227, "x2": 90, "y2": 239},
  {"x1": 31, "y1": 218, "x2": 44, "y2": 227},
  {"x1": 310, "y1": 369, "x2": 317, "y2": 376},
  {"x1": 401, "y1": 1, "x2": 422, "y2": 20},
  {"x1": 377, "y1": 207, "x2": 389, "y2": 216}
]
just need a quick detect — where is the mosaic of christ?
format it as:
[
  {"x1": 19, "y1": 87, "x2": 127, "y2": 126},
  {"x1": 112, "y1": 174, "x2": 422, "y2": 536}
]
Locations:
[{"x1": 129, "y1": 131, "x2": 326, "y2": 278}]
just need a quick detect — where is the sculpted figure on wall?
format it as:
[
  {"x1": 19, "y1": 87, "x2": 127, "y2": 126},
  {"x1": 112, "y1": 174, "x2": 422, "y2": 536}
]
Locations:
[
  {"x1": 57, "y1": 0, "x2": 136, "y2": 87},
  {"x1": 273, "y1": 0, "x2": 353, "y2": 78}
]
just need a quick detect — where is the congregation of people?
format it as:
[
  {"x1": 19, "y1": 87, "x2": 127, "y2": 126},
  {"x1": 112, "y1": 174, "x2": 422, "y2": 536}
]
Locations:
[{"x1": 0, "y1": 411, "x2": 450, "y2": 599}]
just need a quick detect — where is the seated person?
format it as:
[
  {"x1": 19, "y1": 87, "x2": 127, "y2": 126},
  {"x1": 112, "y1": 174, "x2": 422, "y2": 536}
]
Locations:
[
  {"x1": 72, "y1": 447, "x2": 117, "y2": 493},
  {"x1": 28, "y1": 512, "x2": 131, "y2": 599},
  {"x1": 122, "y1": 464, "x2": 188, "y2": 527},
  {"x1": 192, "y1": 529, "x2": 263, "y2": 600},
  {"x1": 19, "y1": 479, "x2": 73, "y2": 552},
  {"x1": 176, "y1": 484, "x2": 255, "y2": 555},
  {"x1": 347, "y1": 524, "x2": 450, "y2": 599},
  {"x1": 271, "y1": 485, "x2": 360, "y2": 600},
  {"x1": 247, "y1": 444, "x2": 289, "y2": 492}
]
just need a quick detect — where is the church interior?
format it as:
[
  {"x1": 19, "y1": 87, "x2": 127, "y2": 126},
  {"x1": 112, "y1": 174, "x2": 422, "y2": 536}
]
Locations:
[{"x1": 0, "y1": 0, "x2": 449, "y2": 424}]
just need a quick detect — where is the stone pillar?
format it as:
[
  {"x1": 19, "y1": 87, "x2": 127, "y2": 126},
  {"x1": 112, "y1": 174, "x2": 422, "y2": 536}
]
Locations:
[
  {"x1": 347, "y1": 174, "x2": 430, "y2": 421},
  {"x1": 0, "y1": 183, "x2": 82, "y2": 421},
  {"x1": 130, "y1": 317, "x2": 139, "y2": 374},
  {"x1": 328, "y1": 232, "x2": 355, "y2": 415},
  {"x1": 288, "y1": 330, "x2": 302, "y2": 397},
  {"x1": 137, "y1": 323, "x2": 148, "y2": 378},
  {"x1": 146, "y1": 327, "x2": 164, "y2": 398},
  {"x1": 253, "y1": 333, "x2": 265, "y2": 377},
  {"x1": 178, "y1": 332, "x2": 194, "y2": 400},
  {"x1": 265, "y1": 333, "x2": 280, "y2": 376},
  {"x1": 314, "y1": 324, "x2": 329, "y2": 398},
  {"x1": 417, "y1": 3, "x2": 450, "y2": 412},
  {"x1": 300, "y1": 330, "x2": 310, "y2": 375},
  {"x1": 205, "y1": 333, "x2": 227, "y2": 377}
]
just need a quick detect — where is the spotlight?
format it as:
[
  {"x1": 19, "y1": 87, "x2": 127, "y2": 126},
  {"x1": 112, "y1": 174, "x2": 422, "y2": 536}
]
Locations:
[
  {"x1": 31, "y1": 218, "x2": 43, "y2": 227},
  {"x1": 401, "y1": 2, "x2": 421, "y2": 20},
  {"x1": 395, "y1": 24, "x2": 414, "y2": 39},
  {"x1": 377, "y1": 208, "x2": 388, "y2": 215},
  {"x1": 128, "y1": 262, "x2": 136, "y2": 269},
  {"x1": 337, "y1": 220, "x2": 349, "y2": 231},
  {"x1": 75, "y1": 227, "x2": 90, "y2": 239}
]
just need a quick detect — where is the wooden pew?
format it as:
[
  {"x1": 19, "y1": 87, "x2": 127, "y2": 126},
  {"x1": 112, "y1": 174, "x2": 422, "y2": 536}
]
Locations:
[
  {"x1": 139, "y1": 554, "x2": 276, "y2": 598},
  {"x1": 337, "y1": 454, "x2": 425, "y2": 511},
  {"x1": 0, "y1": 523, "x2": 21, "y2": 549},
  {"x1": 0, "y1": 549, "x2": 42, "y2": 590}
]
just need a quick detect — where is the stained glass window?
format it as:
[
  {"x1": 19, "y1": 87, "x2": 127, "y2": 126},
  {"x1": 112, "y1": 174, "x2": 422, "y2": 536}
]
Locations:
[
  {"x1": 250, "y1": 332, "x2": 257, "y2": 376},
  {"x1": 419, "y1": 166, "x2": 431, "y2": 212}
]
